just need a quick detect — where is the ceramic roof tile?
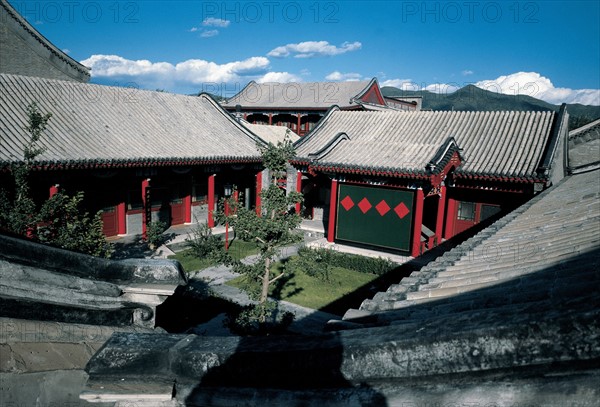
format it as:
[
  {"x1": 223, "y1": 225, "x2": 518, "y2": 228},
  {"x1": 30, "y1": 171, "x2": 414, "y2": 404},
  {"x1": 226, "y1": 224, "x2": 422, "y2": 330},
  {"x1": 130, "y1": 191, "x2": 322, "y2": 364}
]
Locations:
[
  {"x1": 0, "y1": 74, "x2": 262, "y2": 168},
  {"x1": 295, "y1": 109, "x2": 557, "y2": 179},
  {"x1": 222, "y1": 80, "x2": 376, "y2": 109}
]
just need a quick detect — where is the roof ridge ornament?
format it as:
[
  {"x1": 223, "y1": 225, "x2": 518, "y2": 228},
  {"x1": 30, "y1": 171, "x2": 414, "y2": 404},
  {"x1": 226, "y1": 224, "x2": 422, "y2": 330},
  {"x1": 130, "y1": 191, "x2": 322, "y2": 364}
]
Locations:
[{"x1": 308, "y1": 132, "x2": 350, "y2": 161}]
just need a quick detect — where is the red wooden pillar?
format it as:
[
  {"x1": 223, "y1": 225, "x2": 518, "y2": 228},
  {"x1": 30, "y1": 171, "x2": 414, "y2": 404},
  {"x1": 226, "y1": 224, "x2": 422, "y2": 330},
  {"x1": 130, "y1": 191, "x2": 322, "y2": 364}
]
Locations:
[
  {"x1": 49, "y1": 184, "x2": 59, "y2": 198},
  {"x1": 255, "y1": 171, "x2": 262, "y2": 215},
  {"x1": 327, "y1": 179, "x2": 338, "y2": 243},
  {"x1": 268, "y1": 113, "x2": 273, "y2": 125},
  {"x1": 296, "y1": 113, "x2": 301, "y2": 134},
  {"x1": 411, "y1": 188, "x2": 425, "y2": 258},
  {"x1": 444, "y1": 197, "x2": 457, "y2": 240},
  {"x1": 435, "y1": 185, "x2": 446, "y2": 243},
  {"x1": 183, "y1": 194, "x2": 192, "y2": 224},
  {"x1": 295, "y1": 171, "x2": 302, "y2": 214},
  {"x1": 117, "y1": 202, "x2": 126, "y2": 235},
  {"x1": 141, "y1": 178, "x2": 151, "y2": 239},
  {"x1": 208, "y1": 174, "x2": 215, "y2": 228}
]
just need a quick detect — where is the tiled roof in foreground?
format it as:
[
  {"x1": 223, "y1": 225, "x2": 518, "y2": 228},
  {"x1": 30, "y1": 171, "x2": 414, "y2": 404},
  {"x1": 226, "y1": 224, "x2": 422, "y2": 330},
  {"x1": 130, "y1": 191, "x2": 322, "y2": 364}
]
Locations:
[
  {"x1": 348, "y1": 166, "x2": 600, "y2": 322},
  {"x1": 0, "y1": 74, "x2": 263, "y2": 169},
  {"x1": 568, "y1": 118, "x2": 600, "y2": 171},
  {"x1": 295, "y1": 109, "x2": 561, "y2": 181}
]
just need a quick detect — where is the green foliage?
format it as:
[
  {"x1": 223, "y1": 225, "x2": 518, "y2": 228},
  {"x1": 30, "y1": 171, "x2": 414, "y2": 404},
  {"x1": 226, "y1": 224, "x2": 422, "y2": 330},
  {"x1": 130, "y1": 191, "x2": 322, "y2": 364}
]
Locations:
[
  {"x1": 145, "y1": 220, "x2": 168, "y2": 248},
  {"x1": 324, "y1": 250, "x2": 397, "y2": 276},
  {"x1": 289, "y1": 246, "x2": 333, "y2": 282},
  {"x1": 37, "y1": 192, "x2": 113, "y2": 258},
  {"x1": 289, "y1": 246, "x2": 397, "y2": 278},
  {"x1": 0, "y1": 102, "x2": 112, "y2": 258},
  {"x1": 259, "y1": 139, "x2": 296, "y2": 176},
  {"x1": 23, "y1": 102, "x2": 52, "y2": 163},
  {"x1": 227, "y1": 259, "x2": 381, "y2": 311},
  {"x1": 224, "y1": 303, "x2": 294, "y2": 336},
  {"x1": 214, "y1": 138, "x2": 303, "y2": 323},
  {"x1": 184, "y1": 221, "x2": 226, "y2": 263}
]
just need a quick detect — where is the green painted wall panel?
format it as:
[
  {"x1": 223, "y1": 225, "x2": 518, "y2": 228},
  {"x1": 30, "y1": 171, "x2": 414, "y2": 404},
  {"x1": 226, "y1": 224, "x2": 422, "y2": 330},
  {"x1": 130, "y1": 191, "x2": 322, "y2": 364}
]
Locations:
[{"x1": 336, "y1": 184, "x2": 414, "y2": 252}]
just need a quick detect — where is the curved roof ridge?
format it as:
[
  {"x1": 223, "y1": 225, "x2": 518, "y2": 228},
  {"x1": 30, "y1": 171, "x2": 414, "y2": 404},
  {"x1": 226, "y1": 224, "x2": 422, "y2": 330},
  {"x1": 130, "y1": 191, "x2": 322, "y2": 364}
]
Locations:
[{"x1": 0, "y1": 0, "x2": 90, "y2": 78}]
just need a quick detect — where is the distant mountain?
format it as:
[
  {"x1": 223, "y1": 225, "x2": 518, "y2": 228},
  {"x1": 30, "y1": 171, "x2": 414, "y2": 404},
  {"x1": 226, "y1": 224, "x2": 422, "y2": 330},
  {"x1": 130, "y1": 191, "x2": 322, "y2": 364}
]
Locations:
[{"x1": 382, "y1": 84, "x2": 600, "y2": 130}]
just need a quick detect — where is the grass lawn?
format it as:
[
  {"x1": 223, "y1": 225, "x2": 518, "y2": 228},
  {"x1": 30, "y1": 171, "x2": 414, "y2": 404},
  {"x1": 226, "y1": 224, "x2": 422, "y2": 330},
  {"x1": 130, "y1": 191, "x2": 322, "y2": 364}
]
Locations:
[
  {"x1": 168, "y1": 239, "x2": 261, "y2": 273},
  {"x1": 227, "y1": 260, "x2": 379, "y2": 311}
]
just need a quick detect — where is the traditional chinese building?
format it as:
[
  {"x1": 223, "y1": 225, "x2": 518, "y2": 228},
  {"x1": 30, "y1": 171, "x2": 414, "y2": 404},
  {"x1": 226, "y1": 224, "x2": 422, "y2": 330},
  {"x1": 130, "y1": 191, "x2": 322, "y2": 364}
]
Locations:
[
  {"x1": 0, "y1": 74, "x2": 266, "y2": 237},
  {"x1": 0, "y1": 0, "x2": 90, "y2": 82},
  {"x1": 221, "y1": 78, "x2": 402, "y2": 136},
  {"x1": 292, "y1": 107, "x2": 569, "y2": 257}
]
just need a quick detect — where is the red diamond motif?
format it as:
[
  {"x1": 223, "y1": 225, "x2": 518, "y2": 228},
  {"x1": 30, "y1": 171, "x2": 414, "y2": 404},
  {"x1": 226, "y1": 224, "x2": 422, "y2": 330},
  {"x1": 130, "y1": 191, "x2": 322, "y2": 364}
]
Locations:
[
  {"x1": 394, "y1": 202, "x2": 410, "y2": 219},
  {"x1": 340, "y1": 196, "x2": 354, "y2": 211},
  {"x1": 358, "y1": 198, "x2": 372, "y2": 214},
  {"x1": 375, "y1": 200, "x2": 390, "y2": 216}
]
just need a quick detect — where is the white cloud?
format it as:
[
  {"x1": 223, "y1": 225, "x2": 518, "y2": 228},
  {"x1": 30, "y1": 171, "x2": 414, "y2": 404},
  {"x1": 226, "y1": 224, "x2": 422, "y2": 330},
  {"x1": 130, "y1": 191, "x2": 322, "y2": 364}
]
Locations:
[
  {"x1": 200, "y1": 29, "x2": 219, "y2": 38},
  {"x1": 462, "y1": 70, "x2": 474, "y2": 76},
  {"x1": 381, "y1": 78, "x2": 418, "y2": 91},
  {"x1": 325, "y1": 71, "x2": 362, "y2": 81},
  {"x1": 256, "y1": 72, "x2": 302, "y2": 83},
  {"x1": 81, "y1": 54, "x2": 270, "y2": 89},
  {"x1": 475, "y1": 72, "x2": 599, "y2": 105},
  {"x1": 202, "y1": 17, "x2": 231, "y2": 28},
  {"x1": 189, "y1": 27, "x2": 198, "y2": 32},
  {"x1": 63, "y1": 49, "x2": 71, "y2": 54},
  {"x1": 267, "y1": 41, "x2": 362, "y2": 58}
]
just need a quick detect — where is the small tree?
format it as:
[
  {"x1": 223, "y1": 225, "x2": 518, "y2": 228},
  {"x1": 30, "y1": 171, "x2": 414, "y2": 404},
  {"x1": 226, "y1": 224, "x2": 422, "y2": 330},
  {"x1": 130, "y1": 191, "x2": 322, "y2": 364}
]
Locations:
[
  {"x1": 0, "y1": 102, "x2": 51, "y2": 235},
  {"x1": 0, "y1": 102, "x2": 112, "y2": 258},
  {"x1": 216, "y1": 139, "x2": 303, "y2": 324}
]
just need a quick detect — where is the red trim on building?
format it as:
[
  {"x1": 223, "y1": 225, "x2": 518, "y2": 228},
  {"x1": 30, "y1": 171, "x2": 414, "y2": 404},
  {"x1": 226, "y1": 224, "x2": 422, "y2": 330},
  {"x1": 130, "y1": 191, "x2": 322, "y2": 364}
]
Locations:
[
  {"x1": 184, "y1": 194, "x2": 192, "y2": 224},
  {"x1": 327, "y1": 179, "x2": 338, "y2": 243},
  {"x1": 255, "y1": 171, "x2": 262, "y2": 215},
  {"x1": 141, "y1": 178, "x2": 151, "y2": 239},
  {"x1": 117, "y1": 202, "x2": 126, "y2": 235},
  {"x1": 208, "y1": 174, "x2": 215, "y2": 228},
  {"x1": 295, "y1": 171, "x2": 302, "y2": 214},
  {"x1": 444, "y1": 198, "x2": 457, "y2": 240},
  {"x1": 435, "y1": 186, "x2": 446, "y2": 242},
  {"x1": 411, "y1": 188, "x2": 424, "y2": 257}
]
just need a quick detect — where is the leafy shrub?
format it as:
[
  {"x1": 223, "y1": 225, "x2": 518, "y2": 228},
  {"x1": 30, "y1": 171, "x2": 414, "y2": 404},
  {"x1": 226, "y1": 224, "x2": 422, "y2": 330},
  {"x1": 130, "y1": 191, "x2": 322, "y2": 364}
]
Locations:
[
  {"x1": 146, "y1": 220, "x2": 168, "y2": 248},
  {"x1": 185, "y1": 222, "x2": 224, "y2": 261},
  {"x1": 37, "y1": 191, "x2": 113, "y2": 258},
  {"x1": 292, "y1": 246, "x2": 397, "y2": 277},
  {"x1": 290, "y1": 246, "x2": 332, "y2": 282},
  {"x1": 224, "y1": 302, "x2": 295, "y2": 336},
  {"x1": 327, "y1": 251, "x2": 397, "y2": 276}
]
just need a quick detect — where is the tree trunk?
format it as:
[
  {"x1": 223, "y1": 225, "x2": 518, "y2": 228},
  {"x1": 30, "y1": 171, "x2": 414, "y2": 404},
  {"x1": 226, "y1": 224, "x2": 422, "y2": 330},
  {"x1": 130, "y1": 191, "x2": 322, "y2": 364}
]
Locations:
[{"x1": 259, "y1": 255, "x2": 271, "y2": 323}]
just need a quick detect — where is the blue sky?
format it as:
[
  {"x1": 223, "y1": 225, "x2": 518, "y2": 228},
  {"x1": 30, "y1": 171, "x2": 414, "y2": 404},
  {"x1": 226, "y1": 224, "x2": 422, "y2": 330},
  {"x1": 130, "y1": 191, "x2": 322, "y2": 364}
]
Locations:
[{"x1": 11, "y1": 0, "x2": 600, "y2": 105}]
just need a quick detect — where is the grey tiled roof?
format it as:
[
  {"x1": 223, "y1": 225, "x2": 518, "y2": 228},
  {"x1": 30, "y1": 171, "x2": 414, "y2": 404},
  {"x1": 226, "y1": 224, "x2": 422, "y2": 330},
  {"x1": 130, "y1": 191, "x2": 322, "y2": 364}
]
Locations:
[
  {"x1": 0, "y1": 74, "x2": 263, "y2": 168},
  {"x1": 348, "y1": 166, "x2": 600, "y2": 322},
  {"x1": 295, "y1": 109, "x2": 557, "y2": 180},
  {"x1": 568, "y1": 118, "x2": 600, "y2": 170},
  {"x1": 243, "y1": 123, "x2": 300, "y2": 145},
  {"x1": 0, "y1": 0, "x2": 90, "y2": 79},
  {"x1": 222, "y1": 79, "x2": 377, "y2": 109}
]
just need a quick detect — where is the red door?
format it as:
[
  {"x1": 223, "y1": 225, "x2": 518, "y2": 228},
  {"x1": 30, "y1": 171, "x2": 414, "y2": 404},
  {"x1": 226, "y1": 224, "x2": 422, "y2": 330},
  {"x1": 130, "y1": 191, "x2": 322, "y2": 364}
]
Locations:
[
  {"x1": 101, "y1": 206, "x2": 118, "y2": 237},
  {"x1": 170, "y1": 184, "x2": 185, "y2": 226}
]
